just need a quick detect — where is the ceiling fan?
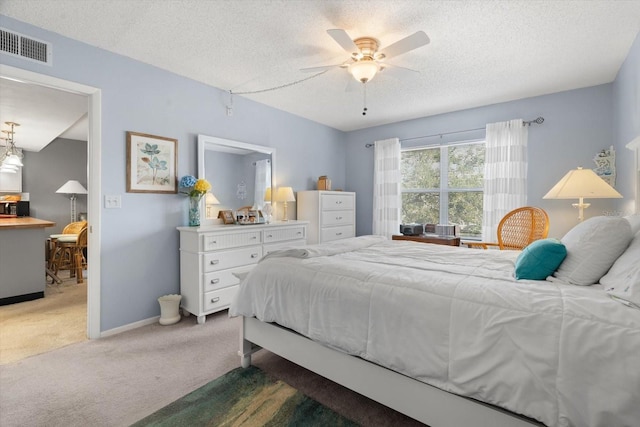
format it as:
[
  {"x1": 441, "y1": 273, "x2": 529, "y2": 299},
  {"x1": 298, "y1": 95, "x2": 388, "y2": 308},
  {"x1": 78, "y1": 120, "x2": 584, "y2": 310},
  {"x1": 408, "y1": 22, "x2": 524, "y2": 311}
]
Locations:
[{"x1": 302, "y1": 29, "x2": 431, "y2": 86}]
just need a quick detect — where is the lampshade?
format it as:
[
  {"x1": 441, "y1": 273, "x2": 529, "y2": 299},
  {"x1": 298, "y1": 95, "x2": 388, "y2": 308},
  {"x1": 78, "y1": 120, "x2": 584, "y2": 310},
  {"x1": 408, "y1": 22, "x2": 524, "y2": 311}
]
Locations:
[
  {"x1": 543, "y1": 167, "x2": 622, "y2": 221},
  {"x1": 205, "y1": 192, "x2": 220, "y2": 205},
  {"x1": 3, "y1": 154, "x2": 23, "y2": 167},
  {"x1": 0, "y1": 163, "x2": 18, "y2": 173},
  {"x1": 264, "y1": 187, "x2": 272, "y2": 201},
  {"x1": 348, "y1": 60, "x2": 380, "y2": 83},
  {"x1": 56, "y1": 180, "x2": 88, "y2": 195},
  {"x1": 275, "y1": 187, "x2": 295, "y2": 202},
  {"x1": 543, "y1": 167, "x2": 622, "y2": 200}
]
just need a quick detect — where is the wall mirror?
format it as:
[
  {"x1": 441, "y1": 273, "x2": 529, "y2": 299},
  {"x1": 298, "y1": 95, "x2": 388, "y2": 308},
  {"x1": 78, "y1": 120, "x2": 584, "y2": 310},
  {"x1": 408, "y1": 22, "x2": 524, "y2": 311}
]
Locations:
[{"x1": 197, "y1": 134, "x2": 275, "y2": 224}]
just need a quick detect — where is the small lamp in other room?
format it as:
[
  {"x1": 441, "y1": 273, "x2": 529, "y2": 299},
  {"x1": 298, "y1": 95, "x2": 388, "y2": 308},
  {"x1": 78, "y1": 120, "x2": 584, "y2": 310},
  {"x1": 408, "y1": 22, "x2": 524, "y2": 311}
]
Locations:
[
  {"x1": 56, "y1": 180, "x2": 88, "y2": 223},
  {"x1": 543, "y1": 167, "x2": 622, "y2": 221},
  {"x1": 275, "y1": 187, "x2": 295, "y2": 221},
  {"x1": 205, "y1": 192, "x2": 220, "y2": 219}
]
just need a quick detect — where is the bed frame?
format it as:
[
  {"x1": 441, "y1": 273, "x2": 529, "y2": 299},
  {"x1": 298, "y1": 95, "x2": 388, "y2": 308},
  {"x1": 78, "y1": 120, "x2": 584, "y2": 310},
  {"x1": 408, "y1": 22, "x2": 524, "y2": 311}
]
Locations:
[{"x1": 240, "y1": 316, "x2": 542, "y2": 427}]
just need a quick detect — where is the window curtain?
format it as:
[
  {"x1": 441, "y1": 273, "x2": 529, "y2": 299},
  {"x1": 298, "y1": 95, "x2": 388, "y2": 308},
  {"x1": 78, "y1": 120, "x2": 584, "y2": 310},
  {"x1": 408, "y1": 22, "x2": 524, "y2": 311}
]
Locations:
[
  {"x1": 253, "y1": 159, "x2": 270, "y2": 210},
  {"x1": 482, "y1": 119, "x2": 528, "y2": 241},
  {"x1": 373, "y1": 138, "x2": 401, "y2": 238}
]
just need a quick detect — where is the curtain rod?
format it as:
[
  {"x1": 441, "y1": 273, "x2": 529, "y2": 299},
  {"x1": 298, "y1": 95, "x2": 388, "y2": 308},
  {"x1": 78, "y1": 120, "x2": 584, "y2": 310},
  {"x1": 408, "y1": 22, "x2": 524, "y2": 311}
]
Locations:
[{"x1": 364, "y1": 116, "x2": 544, "y2": 148}]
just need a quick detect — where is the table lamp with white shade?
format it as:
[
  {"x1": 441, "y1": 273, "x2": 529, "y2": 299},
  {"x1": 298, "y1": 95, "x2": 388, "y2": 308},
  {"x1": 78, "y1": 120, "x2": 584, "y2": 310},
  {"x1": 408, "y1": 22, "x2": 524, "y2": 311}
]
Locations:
[
  {"x1": 204, "y1": 192, "x2": 220, "y2": 219},
  {"x1": 543, "y1": 167, "x2": 622, "y2": 221},
  {"x1": 56, "y1": 180, "x2": 88, "y2": 223},
  {"x1": 275, "y1": 186, "x2": 295, "y2": 221}
]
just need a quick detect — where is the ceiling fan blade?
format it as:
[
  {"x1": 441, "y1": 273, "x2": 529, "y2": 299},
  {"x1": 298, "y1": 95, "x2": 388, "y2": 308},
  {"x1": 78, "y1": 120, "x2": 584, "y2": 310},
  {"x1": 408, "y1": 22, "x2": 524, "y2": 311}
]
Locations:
[
  {"x1": 300, "y1": 64, "x2": 342, "y2": 73},
  {"x1": 327, "y1": 29, "x2": 359, "y2": 54},
  {"x1": 378, "y1": 31, "x2": 430, "y2": 59}
]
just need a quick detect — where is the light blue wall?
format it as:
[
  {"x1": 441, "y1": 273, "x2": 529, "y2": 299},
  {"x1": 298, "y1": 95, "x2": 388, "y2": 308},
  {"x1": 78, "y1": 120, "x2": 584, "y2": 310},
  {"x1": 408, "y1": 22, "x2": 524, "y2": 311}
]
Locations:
[
  {"x1": 0, "y1": 16, "x2": 346, "y2": 331},
  {"x1": 346, "y1": 85, "x2": 616, "y2": 239},
  {"x1": 612, "y1": 31, "x2": 640, "y2": 214}
]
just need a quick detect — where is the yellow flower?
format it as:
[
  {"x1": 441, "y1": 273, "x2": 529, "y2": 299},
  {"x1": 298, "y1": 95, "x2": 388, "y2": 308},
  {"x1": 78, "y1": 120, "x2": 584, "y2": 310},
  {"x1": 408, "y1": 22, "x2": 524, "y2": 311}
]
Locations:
[{"x1": 194, "y1": 179, "x2": 211, "y2": 193}]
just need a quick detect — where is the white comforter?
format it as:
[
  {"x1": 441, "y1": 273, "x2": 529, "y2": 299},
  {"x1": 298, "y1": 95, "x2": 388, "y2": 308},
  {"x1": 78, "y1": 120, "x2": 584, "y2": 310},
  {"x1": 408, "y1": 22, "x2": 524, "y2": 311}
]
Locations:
[{"x1": 230, "y1": 236, "x2": 640, "y2": 427}]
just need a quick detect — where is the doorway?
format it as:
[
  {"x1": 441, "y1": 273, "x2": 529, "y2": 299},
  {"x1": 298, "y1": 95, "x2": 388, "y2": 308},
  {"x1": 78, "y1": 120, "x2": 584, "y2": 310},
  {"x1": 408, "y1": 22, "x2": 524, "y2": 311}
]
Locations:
[{"x1": 0, "y1": 65, "x2": 101, "y2": 348}]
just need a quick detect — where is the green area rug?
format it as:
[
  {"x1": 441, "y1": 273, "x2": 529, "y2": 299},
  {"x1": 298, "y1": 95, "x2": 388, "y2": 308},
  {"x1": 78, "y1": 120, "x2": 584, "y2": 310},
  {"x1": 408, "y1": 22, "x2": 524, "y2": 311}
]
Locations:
[{"x1": 132, "y1": 366, "x2": 358, "y2": 426}]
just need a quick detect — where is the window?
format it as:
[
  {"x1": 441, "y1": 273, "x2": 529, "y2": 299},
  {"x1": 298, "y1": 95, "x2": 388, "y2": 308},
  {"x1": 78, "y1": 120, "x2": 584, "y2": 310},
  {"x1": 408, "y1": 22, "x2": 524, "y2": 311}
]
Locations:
[{"x1": 401, "y1": 140, "x2": 485, "y2": 238}]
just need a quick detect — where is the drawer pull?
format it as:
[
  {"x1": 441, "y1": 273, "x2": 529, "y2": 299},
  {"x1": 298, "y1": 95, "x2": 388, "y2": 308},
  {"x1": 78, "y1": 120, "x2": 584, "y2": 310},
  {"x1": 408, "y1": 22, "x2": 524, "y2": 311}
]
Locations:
[
  {"x1": 251, "y1": 236, "x2": 257, "y2": 240},
  {"x1": 296, "y1": 231, "x2": 302, "y2": 235},
  {"x1": 336, "y1": 232, "x2": 343, "y2": 236},
  {"x1": 210, "y1": 260, "x2": 220, "y2": 265},
  {"x1": 336, "y1": 201, "x2": 342, "y2": 204},
  {"x1": 210, "y1": 278, "x2": 220, "y2": 285},
  {"x1": 250, "y1": 253, "x2": 259, "y2": 258},
  {"x1": 267, "y1": 234, "x2": 273, "y2": 238},
  {"x1": 336, "y1": 216, "x2": 342, "y2": 220},
  {"x1": 211, "y1": 297, "x2": 220, "y2": 303}
]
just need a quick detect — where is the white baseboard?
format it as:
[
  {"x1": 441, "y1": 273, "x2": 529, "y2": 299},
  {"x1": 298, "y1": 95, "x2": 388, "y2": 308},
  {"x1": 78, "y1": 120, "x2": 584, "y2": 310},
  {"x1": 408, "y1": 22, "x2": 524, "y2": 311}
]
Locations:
[{"x1": 100, "y1": 316, "x2": 159, "y2": 338}]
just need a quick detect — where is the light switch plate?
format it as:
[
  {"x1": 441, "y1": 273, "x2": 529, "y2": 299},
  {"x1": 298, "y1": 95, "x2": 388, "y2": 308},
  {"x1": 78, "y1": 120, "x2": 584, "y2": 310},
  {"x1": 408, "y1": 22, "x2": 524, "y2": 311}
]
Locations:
[{"x1": 104, "y1": 195, "x2": 121, "y2": 209}]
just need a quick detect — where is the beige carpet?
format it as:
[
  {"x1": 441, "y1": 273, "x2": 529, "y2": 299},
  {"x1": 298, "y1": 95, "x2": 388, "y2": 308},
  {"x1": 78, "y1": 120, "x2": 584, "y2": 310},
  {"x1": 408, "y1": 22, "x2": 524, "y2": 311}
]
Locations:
[
  {"x1": 0, "y1": 310, "x2": 424, "y2": 427},
  {"x1": 0, "y1": 272, "x2": 87, "y2": 365}
]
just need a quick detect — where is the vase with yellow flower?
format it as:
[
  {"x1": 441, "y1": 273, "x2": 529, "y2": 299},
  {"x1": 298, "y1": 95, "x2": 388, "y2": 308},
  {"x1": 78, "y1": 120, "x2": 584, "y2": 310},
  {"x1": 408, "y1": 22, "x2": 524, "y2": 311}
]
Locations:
[{"x1": 179, "y1": 175, "x2": 212, "y2": 227}]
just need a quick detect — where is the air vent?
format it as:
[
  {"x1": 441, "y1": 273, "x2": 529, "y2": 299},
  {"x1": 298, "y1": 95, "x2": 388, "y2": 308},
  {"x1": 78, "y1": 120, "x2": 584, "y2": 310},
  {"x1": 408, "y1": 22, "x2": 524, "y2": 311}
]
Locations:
[{"x1": 0, "y1": 28, "x2": 52, "y2": 65}]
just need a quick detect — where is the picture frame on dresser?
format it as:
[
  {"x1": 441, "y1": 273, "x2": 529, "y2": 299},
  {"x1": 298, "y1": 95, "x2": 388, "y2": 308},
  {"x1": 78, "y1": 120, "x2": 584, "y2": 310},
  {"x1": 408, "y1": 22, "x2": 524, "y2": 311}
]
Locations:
[{"x1": 218, "y1": 210, "x2": 235, "y2": 224}]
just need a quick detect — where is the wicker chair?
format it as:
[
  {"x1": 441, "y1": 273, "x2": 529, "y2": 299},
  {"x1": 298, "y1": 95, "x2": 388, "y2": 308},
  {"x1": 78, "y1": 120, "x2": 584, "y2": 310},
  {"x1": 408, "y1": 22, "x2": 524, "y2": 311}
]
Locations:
[
  {"x1": 49, "y1": 221, "x2": 88, "y2": 282},
  {"x1": 465, "y1": 207, "x2": 549, "y2": 250}
]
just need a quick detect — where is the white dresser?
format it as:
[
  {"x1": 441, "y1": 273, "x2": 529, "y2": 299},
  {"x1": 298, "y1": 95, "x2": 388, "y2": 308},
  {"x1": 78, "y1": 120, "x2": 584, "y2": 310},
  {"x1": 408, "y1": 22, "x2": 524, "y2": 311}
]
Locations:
[
  {"x1": 297, "y1": 191, "x2": 356, "y2": 244},
  {"x1": 177, "y1": 221, "x2": 307, "y2": 324}
]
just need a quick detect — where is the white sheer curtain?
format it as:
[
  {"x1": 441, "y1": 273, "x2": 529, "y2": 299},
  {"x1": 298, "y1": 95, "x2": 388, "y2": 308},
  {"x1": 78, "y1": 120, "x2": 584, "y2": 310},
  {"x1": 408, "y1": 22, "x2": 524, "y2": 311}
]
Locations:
[
  {"x1": 482, "y1": 119, "x2": 528, "y2": 241},
  {"x1": 253, "y1": 159, "x2": 270, "y2": 210},
  {"x1": 373, "y1": 138, "x2": 401, "y2": 238}
]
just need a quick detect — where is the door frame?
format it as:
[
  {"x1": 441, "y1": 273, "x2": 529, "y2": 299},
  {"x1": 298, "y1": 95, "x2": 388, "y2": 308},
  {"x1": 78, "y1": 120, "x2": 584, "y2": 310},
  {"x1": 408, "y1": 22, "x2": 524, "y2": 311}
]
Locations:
[{"x1": 0, "y1": 64, "x2": 102, "y2": 339}]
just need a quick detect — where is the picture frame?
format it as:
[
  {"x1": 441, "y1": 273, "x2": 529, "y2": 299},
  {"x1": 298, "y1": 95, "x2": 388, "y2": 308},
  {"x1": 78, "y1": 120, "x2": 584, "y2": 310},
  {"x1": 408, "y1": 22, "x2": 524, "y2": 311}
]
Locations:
[
  {"x1": 218, "y1": 209, "x2": 235, "y2": 225},
  {"x1": 126, "y1": 131, "x2": 178, "y2": 193}
]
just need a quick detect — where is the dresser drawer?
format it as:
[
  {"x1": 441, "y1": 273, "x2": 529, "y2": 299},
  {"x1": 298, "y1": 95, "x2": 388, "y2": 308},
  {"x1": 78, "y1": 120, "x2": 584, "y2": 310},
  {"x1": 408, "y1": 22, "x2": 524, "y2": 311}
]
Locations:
[
  {"x1": 203, "y1": 265, "x2": 254, "y2": 292},
  {"x1": 203, "y1": 286, "x2": 237, "y2": 312},
  {"x1": 321, "y1": 225, "x2": 354, "y2": 242},
  {"x1": 203, "y1": 231, "x2": 261, "y2": 251},
  {"x1": 321, "y1": 209, "x2": 353, "y2": 226},
  {"x1": 263, "y1": 226, "x2": 306, "y2": 244},
  {"x1": 321, "y1": 194, "x2": 354, "y2": 211},
  {"x1": 203, "y1": 246, "x2": 263, "y2": 272}
]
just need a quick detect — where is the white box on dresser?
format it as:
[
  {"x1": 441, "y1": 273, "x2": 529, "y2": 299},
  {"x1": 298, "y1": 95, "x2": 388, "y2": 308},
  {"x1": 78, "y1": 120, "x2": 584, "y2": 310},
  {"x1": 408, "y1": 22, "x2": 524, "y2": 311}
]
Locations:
[
  {"x1": 297, "y1": 190, "x2": 356, "y2": 244},
  {"x1": 177, "y1": 221, "x2": 307, "y2": 324}
]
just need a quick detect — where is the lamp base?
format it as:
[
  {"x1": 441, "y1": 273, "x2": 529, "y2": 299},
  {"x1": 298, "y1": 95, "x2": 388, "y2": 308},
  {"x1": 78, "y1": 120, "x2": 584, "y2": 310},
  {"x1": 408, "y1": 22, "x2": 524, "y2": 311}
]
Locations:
[{"x1": 572, "y1": 198, "x2": 591, "y2": 221}]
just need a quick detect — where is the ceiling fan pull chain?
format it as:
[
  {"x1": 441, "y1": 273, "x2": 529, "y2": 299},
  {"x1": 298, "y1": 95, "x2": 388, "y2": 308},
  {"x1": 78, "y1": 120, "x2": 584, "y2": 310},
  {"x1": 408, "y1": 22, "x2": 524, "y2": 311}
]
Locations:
[{"x1": 362, "y1": 84, "x2": 368, "y2": 116}]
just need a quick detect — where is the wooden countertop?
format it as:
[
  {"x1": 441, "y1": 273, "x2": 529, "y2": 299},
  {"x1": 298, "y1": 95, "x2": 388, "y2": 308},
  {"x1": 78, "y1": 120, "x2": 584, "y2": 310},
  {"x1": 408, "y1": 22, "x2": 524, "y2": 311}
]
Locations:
[{"x1": 0, "y1": 217, "x2": 55, "y2": 229}]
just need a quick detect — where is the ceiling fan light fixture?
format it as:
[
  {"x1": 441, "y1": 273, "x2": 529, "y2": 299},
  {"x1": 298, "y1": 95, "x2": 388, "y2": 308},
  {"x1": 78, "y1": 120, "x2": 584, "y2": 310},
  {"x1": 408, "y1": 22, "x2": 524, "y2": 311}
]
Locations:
[{"x1": 348, "y1": 60, "x2": 380, "y2": 83}]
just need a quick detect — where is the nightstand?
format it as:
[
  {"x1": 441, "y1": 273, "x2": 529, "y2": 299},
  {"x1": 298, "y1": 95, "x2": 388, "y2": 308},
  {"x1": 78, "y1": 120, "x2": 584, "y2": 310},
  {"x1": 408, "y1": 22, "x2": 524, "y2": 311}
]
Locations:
[{"x1": 392, "y1": 234, "x2": 461, "y2": 246}]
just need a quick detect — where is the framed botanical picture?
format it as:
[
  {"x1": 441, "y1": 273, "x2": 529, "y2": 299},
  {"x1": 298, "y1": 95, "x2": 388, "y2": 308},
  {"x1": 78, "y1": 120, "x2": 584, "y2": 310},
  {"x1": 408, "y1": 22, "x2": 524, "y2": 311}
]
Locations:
[
  {"x1": 218, "y1": 209, "x2": 235, "y2": 224},
  {"x1": 126, "y1": 131, "x2": 178, "y2": 193}
]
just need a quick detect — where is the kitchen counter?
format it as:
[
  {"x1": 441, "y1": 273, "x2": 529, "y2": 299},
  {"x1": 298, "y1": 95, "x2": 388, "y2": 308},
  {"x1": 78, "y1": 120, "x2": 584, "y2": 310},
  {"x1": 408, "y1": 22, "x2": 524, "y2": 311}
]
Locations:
[
  {"x1": 0, "y1": 217, "x2": 56, "y2": 305},
  {"x1": 0, "y1": 217, "x2": 55, "y2": 229}
]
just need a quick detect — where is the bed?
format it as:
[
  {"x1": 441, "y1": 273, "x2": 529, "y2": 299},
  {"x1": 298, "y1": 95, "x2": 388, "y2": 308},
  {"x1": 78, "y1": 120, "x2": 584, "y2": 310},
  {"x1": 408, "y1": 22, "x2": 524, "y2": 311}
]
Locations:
[{"x1": 229, "y1": 217, "x2": 640, "y2": 427}]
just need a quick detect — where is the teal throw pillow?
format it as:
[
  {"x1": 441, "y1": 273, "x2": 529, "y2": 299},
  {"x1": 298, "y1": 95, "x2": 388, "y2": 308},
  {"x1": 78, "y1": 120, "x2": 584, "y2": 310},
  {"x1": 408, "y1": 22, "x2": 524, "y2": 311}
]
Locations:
[{"x1": 515, "y1": 238, "x2": 567, "y2": 280}]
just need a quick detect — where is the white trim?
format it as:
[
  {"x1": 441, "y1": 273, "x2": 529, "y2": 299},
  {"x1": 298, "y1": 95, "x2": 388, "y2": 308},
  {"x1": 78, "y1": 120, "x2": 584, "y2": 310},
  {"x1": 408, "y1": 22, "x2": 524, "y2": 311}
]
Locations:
[
  {"x1": 241, "y1": 317, "x2": 540, "y2": 427},
  {"x1": 100, "y1": 316, "x2": 159, "y2": 338},
  {"x1": 0, "y1": 64, "x2": 102, "y2": 339}
]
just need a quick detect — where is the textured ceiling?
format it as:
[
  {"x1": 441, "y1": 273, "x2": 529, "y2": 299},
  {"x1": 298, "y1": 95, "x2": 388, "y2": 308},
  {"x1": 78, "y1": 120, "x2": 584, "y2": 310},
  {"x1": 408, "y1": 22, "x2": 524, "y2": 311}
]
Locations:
[{"x1": 1, "y1": 0, "x2": 640, "y2": 134}]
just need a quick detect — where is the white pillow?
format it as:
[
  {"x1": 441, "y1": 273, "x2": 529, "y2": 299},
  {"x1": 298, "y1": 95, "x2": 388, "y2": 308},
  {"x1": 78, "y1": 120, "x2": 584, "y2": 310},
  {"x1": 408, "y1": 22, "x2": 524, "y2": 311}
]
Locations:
[
  {"x1": 552, "y1": 216, "x2": 632, "y2": 286},
  {"x1": 601, "y1": 231, "x2": 640, "y2": 309}
]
